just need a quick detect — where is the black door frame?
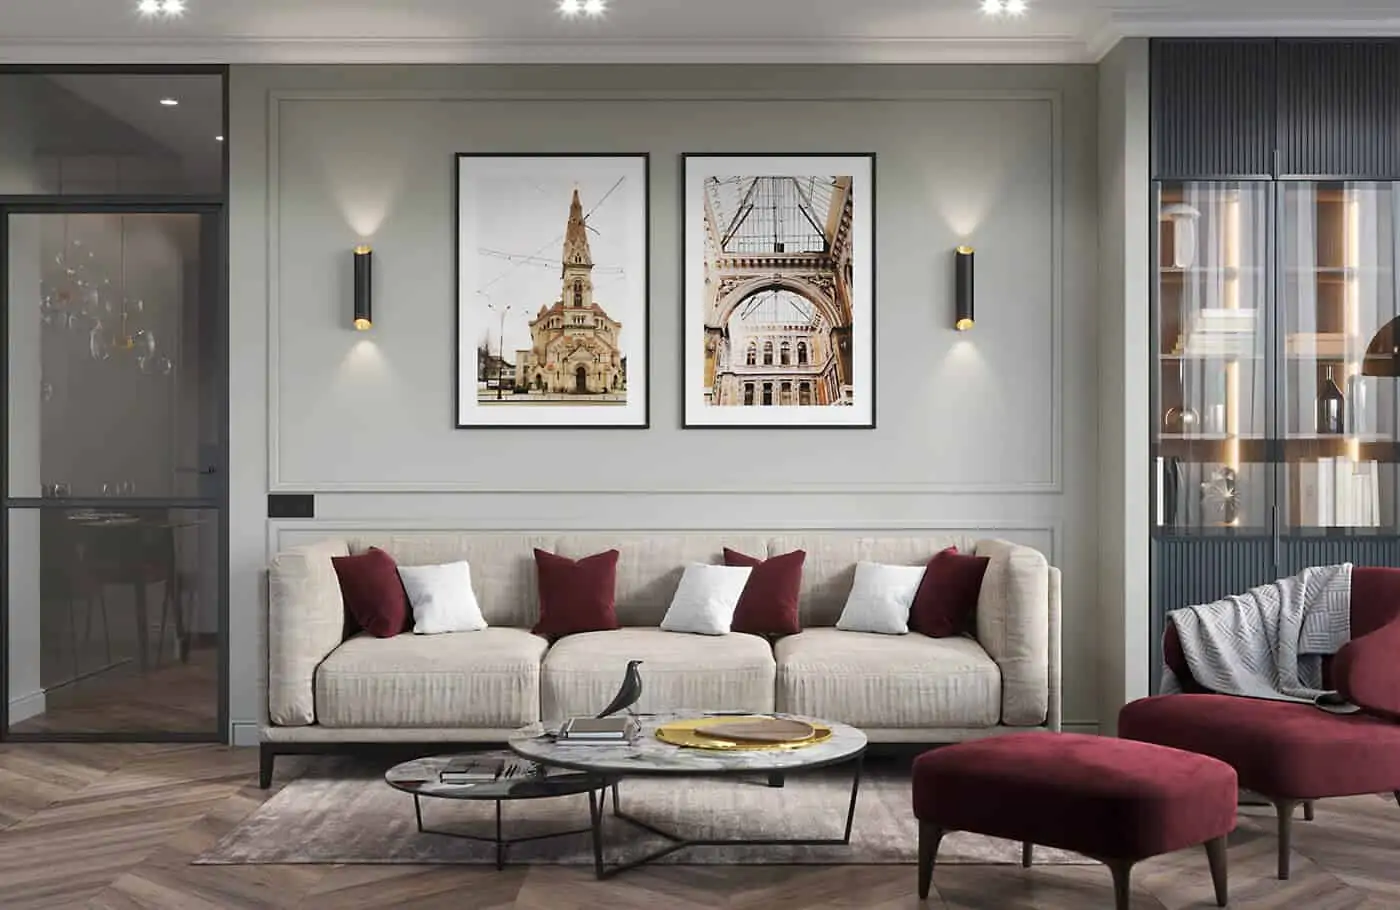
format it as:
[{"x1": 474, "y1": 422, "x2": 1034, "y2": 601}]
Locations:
[{"x1": 0, "y1": 64, "x2": 229, "y2": 744}]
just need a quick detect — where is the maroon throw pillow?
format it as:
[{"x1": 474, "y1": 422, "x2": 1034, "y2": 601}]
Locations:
[
  {"x1": 910, "y1": 547, "x2": 990, "y2": 638},
  {"x1": 533, "y1": 548, "x2": 621, "y2": 638},
  {"x1": 724, "y1": 548, "x2": 804, "y2": 636},
  {"x1": 331, "y1": 547, "x2": 410, "y2": 639}
]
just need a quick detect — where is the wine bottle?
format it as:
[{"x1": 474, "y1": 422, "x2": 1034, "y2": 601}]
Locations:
[{"x1": 1317, "y1": 366, "x2": 1345, "y2": 435}]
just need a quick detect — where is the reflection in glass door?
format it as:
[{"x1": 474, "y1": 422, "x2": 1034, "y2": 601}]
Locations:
[{"x1": 4, "y1": 209, "x2": 224, "y2": 739}]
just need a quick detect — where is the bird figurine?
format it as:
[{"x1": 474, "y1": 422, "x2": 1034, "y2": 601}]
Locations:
[{"x1": 596, "y1": 659, "x2": 644, "y2": 718}]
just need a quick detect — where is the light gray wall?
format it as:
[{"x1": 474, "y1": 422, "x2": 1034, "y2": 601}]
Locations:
[
  {"x1": 229, "y1": 64, "x2": 1101, "y2": 744},
  {"x1": 1096, "y1": 40, "x2": 1152, "y2": 733}
]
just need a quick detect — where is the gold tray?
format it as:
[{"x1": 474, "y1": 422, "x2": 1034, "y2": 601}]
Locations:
[{"x1": 655, "y1": 716, "x2": 832, "y2": 751}]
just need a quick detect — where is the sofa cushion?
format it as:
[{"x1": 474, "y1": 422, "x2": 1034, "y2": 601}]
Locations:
[
  {"x1": 910, "y1": 547, "x2": 990, "y2": 638},
  {"x1": 767, "y1": 535, "x2": 973, "y2": 628},
  {"x1": 775, "y1": 628, "x2": 1001, "y2": 728},
  {"x1": 540, "y1": 628, "x2": 776, "y2": 719},
  {"x1": 332, "y1": 547, "x2": 410, "y2": 638},
  {"x1": 345, "y1": 533, "x2": 555, "y2": 627},
  {"x1": 314, "y1": 628, "x2": 547, "y2": 728},
  {"x1": 555, "y1": 535, "x2": 770, "y2": 627},
  {"x1": 725, "y1": 547, "x2": 804, "y2": 637},
  {"x1": 532, "y1": 548, "x2": 621, "y2": 638},
  {"x1": 1119, "y1": 693, "x2": 1400, "y2": 799}
]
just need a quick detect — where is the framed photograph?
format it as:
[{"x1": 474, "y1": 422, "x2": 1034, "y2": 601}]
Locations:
[
  {"x1": 456, "y1": 154, "x2": 649, "y2": 428},
  {"x1": 683, "y1": 154, "x2": 875, "y2": 428}
]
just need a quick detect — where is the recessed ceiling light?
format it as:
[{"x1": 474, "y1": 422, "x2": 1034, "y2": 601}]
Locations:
[
  {"x1": 215, "y1": 135, "x2": 224, "y2": 142},
  {"x1": 1004, "y1": 0, "x2": 1027, "y2": 15},
  {"x1": 558, "y1": 0, "x2": 606, "y2": 18},
  {"x1": 159, "y1": 97, "x2": 179, "y2": 106},
  {"x1": 981, "y1": 0, "x2": 1028, "y2": 14},
  {"x1": 980, "y1": 0, "x2": 1002, "y2": 13},
  {"x1": 137, "y1": 0, "x2": 186, "y2": 16}
]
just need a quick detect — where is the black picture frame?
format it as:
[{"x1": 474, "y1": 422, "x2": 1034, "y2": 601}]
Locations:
[
  {"x1": 680, "y1": 153, "x2": 877, "y2": 430},
  {"x1": 453, "y1": 153, "x2": 651, "y2": 430}
]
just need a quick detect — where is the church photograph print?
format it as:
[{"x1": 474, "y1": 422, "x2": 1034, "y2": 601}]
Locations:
[
  {"x1": 683, "y1": 154, "x2": 875, "y2": 429},
  {"x1": 456, "y1": 154, "x2": 649, "y2": 428}
]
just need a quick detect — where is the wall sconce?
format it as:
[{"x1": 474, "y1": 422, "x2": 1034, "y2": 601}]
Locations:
[
  {"x1": 954, "y1": 246, "x2": 975, "y2": 331},
  {"x1": 353, "y1": 245, "x2": 373, "y2": 331}
]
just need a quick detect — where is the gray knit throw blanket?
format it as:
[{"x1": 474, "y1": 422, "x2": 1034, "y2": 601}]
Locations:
[{"x1": 1162, "y1": 563, "x2": 1357, "y2": 712}]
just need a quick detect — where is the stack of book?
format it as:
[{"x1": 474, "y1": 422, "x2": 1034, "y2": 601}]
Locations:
[
  {"x1": 1174, "y1": 309, "x2": 1258, "y2": 357},
  {"x1": 1298, "y1": 458, "x2": 1382, "y2": 528},
  {"x1": 438, "y1": 757, "x2": 545, "y2": 784},
  {"x1": 557, "y1": 716, "x2": 639, "y2": 745},
  {"x1": 438, "y1": 757, "x2": 505, "y2": 784}
]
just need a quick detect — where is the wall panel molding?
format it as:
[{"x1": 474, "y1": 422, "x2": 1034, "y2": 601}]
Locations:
[{"x1": 263, "y1": 88, "x2": 1065, "y2": 496}]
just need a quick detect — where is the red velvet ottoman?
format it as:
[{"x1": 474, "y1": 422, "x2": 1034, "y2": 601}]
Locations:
[
  {"x1": 912, "y1": 732, "x2": 1236, "y2": 910},
  {"x1": 1120, "y1": 693, "x2": 1400, "y2": 880}
]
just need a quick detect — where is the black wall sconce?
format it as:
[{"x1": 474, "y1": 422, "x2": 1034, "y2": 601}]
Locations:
[
  {"x1": 954, "y1": 246, "x2": 975, "y2": 331},
  {"x1": 353, "y1": 245, "x2": 373, "y2": 331}
]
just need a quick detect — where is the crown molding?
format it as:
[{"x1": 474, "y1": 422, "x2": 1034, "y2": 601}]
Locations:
[{"x1": 0, "y1": 35, "x2": 1094, "y2": 66}]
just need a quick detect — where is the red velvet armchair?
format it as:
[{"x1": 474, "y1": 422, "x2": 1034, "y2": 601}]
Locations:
[{"x1": 1120, "y1": 566, "x2": 1400, "y2": 880}]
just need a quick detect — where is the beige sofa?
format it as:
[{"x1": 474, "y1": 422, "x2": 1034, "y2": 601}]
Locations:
[{"x1": 260, "y1": 533, "x2": 1061, "y2": 786}]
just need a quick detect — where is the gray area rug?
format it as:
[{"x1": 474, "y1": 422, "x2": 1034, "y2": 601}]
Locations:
[{"x1": 199, "y1": 759, "x2": 1092, "y2": 867}]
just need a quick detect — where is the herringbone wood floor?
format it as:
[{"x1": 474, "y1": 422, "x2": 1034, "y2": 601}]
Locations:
[{"x1": 0, "y1": 743, "x2": 1396, "y2": 909}]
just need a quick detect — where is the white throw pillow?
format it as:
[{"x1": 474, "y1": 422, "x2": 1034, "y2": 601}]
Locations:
[
  {"x1": 835, "y1": 561, "x2": 927, "y2": 635},
  {"x1": 660, "y1": 563, "x2": 754, "y2": 636},
  {"x1": 397, "y1": 561, "x2": 488, "y2": 634}
]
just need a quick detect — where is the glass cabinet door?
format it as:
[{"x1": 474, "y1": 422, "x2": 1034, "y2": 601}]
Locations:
[
  {"x1": 1279, "y1": 183, "x2": 1398, "y2": 532},
  {"x1": 1155, "y1": 182, "x2": 1271, "y2": 532}
]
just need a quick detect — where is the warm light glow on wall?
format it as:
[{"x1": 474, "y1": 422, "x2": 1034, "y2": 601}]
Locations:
[
  {"x1": 1346, "y1": 193, "x2": 1363, "y2": 463},
  {"x1": 1223, "y1": 194, "x2": 1241, "y2": 485}
]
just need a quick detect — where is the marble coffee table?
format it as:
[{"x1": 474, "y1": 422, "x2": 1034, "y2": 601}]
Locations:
[
  {"x1": 385, "y1": 751, "x2": 611, "y2": 869},
  {"x1": 509, "y1": 712, "x2": 868, "y2": 878}
]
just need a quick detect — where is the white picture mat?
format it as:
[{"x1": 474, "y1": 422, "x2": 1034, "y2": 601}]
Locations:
[
  {"x1": 683, "y1": 155, "x2": 875, "y2": 427},
  {"x1": 457, "y1": 155, "x2": 649, "y2": 427}
]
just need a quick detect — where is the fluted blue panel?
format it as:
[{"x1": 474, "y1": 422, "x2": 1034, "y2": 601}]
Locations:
[
  {"x1": 1278, "y1": 40, "x2": 1400, "y2": 179},
  {"x1": 1152, "y1": 39, "x2": 1276, "y2": 179},
  {"x1": 1279, "y1": 538, "x2": 1400, "y2": 576}
]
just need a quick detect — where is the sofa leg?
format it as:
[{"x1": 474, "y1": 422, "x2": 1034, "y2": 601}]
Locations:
[
  {"x1": 1204, "y1": 835, "x2": 1228, "y2": 907},
  {"x1": 259, "y1": 744, "x2": 275, "y2": 790},
  {"x1": 1106, "y1": 858, "x2": 1134, "y2": 910},
  {"x1": 917, "y1": 822, "x2": 943, "y2": 900},
  {"x1": 1021, "y1": 842, "x2": 1033, "y2": 868},
  {"x1": 1273, "y1": 798, "x2": 1299, "y2": 880},
  {"x1": 767, "y1": 772, "x2": 785, "y2": 789},
  {"x1": 1303, "y1": 800, "x2": 1315, "y2": 822}
]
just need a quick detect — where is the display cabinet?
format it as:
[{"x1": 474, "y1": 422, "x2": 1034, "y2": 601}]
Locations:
[
  {"x1": 1154, "y1": 183, "x2": 1400, "y2": 538},
  {"x1": 1149, "y1": 37, "x2": 1400, "y2": 692}
]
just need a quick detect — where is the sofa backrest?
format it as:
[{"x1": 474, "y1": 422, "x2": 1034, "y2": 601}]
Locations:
[{"x1": 340, "y1": 532, "x2": 978, "y2": 629}]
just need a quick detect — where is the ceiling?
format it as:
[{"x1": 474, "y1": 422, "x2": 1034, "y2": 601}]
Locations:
[{"x1": 1, "y1": 0, "x2": 1399, "y2": 65}]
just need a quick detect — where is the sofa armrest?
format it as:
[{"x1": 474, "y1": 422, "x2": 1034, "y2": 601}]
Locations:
[
  {"x1": 268, "y1": 539, "x2": 350, "y2": 726},
  {"x1": 1335, "y1": 614, "x2": 1400, "y2": 718},
  {"x1": 974, "y1": 539, "x2": 1052, "y2": 727}
]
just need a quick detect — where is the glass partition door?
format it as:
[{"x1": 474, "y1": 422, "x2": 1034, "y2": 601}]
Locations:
[{"x1": 4, "y1": 207, "x2": 224, "y2": 739}]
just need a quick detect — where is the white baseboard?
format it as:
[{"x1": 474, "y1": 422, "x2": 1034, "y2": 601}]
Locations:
[
  {"x1": 230, "y1": 721, "x2": 260, "y2": 747},
  {"x1": 8, "y1": 690, "x2": 46, "y2": 725}
]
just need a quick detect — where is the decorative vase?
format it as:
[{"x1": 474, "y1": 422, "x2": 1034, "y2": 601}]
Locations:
[
  {"x1": 1161, "y1": 204, "x2": 1202, "y2": 269},
  {"x1": 1346, "y1": 373, "x2": 1368, "y2": 435},
  {"x1": 1164, "y1": 406, "x2": 1201, "y2": 435},
  {"x1": 1317, "y1": 366, "x2": 1345, "y2": 435}
]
